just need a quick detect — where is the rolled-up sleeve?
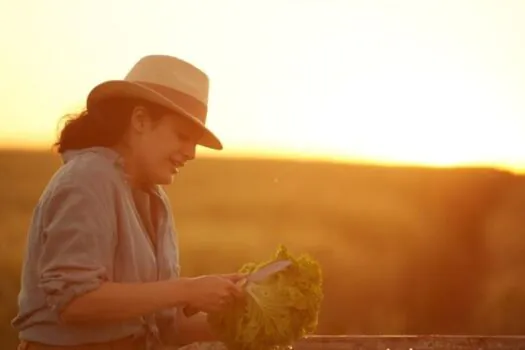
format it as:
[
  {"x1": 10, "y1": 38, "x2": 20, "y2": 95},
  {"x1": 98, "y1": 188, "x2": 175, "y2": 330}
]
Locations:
[{"x1": 37, "y1": 180, "x2": 116, "y2": 315}]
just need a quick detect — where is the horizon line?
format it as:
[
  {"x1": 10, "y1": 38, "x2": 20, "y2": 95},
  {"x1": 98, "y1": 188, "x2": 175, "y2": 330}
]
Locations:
[{"x1": 1, "y1": 145, "x2": 524, "y2": 174}]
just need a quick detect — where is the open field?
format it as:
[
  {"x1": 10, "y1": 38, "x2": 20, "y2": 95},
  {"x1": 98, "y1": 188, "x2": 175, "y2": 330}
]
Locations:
[{"x1": 1, "y1": 150, "x2": 525, "y2": 346}]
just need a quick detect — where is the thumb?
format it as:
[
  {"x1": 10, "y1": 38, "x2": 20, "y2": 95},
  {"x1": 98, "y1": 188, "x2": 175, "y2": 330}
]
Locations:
[{"x1": 220, "y1": 272, "x2": 247, "y2": 283}]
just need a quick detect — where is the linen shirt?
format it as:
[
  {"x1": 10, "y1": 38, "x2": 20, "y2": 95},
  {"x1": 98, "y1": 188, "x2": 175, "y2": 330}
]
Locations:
[{"x1": 11, "y1": 147, "x2": 181, "y2": 347}]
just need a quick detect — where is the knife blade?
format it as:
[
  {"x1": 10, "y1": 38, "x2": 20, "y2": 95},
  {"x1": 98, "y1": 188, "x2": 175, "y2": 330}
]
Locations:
[{"x1": 245, "y1": 259, "x2": 292, "y2": 283}]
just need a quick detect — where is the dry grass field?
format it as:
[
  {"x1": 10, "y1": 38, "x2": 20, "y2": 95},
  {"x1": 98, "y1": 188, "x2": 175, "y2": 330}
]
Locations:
[{"x1": 2, "y1": 149, "x2": 525, "y2": 347}]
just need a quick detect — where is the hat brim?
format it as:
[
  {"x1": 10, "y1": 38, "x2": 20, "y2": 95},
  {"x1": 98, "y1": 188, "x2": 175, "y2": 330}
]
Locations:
[{"x1": 87, "y1": 80, "x2": 223, "y2": 150}]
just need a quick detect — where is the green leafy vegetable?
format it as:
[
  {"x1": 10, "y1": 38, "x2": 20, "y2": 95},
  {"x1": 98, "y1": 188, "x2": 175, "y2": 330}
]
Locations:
[{"x1": 207, "y1": 245, "x2": 323, "y2": 350}]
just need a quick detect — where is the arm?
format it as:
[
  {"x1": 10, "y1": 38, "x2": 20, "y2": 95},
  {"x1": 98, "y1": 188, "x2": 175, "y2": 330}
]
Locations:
[
  {"x1": 60, "y1": 280, "x2": 190, "y2": 324},
  {"x1": 38, "y1": 179, "x2": 190, "y2": 324}
]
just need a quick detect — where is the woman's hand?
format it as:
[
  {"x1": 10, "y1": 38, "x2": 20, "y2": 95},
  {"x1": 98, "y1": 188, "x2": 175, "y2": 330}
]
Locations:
[{"x1": 183, "y1": 274, "x2": 245, "y2": 313}]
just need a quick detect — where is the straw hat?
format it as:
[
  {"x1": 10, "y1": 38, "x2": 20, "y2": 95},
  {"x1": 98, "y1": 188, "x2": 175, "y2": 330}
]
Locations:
[{"x1": 86, "y1": 54, "x2": 222, "y2": 150}]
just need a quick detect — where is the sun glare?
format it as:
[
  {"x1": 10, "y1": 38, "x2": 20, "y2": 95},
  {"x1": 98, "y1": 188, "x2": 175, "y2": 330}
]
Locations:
[{"x1": 1, "y1": 1, "x2": 524, "y2": 172}]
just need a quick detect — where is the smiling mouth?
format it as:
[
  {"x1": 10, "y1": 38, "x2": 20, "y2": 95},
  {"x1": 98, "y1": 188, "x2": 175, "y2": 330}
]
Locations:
[{"x1": 170, "y1": 161, "x2": 184, "y2": 174}]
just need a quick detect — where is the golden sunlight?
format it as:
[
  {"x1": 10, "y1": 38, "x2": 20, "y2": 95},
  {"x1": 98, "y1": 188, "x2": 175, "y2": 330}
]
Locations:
[{"x1": 1, "y1": 1, "x2": 524, "y2": 171}]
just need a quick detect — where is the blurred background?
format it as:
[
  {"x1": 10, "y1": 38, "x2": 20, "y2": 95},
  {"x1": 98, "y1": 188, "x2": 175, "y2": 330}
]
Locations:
[{"x1": 1, "y1": 0, "x2": 525, "y2": 347}]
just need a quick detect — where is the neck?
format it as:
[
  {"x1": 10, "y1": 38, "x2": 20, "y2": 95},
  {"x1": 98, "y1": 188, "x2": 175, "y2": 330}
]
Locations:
[{"x1": 111, "y1": 145, "x2": 151, "y2": 190}]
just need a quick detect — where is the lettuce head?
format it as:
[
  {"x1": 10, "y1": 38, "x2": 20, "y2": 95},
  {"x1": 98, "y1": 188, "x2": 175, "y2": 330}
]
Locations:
[{"x1": 207, "y1": 245, "x2": 323, "y2": 350}]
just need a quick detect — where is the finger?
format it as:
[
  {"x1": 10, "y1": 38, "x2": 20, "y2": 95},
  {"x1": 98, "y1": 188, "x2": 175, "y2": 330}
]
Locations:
[
  {"x1": 213, "y1": 296, "x2": 231, "y2": 311},
  {"x1": 222, "y1": 295, "x2": 234, "y2": 305},
  {"x1": 209, "y1": 304, "x2": 223, "y2": 313},
  {"x1": 182, "y1": 305, "x2": 200, "y2": 318},
  {"x1": 219, "y1": 289, "x2": 236, "y2": 302},
  {"x1": 226, "y1": 281, "x2": 245, "y2": 298},
  {"x1": 235, "y1": 278, "x2": 247, "y2": 288},
  {"x1": 220, "y1": 273, "x2": 247, "y2": 283}
]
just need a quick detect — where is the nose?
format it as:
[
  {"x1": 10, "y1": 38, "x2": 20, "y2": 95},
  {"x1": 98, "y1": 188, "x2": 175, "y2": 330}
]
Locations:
[{"x1": 181, "y1": 141, "x2": 196, "y2": 161}]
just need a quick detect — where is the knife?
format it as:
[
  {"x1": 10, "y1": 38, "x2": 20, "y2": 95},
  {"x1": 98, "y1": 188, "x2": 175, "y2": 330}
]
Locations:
[
  {"x1": 238, "y1": 259, "x2": 292, "y2": 286},
  {"x1": 182, "y1": 259, "x2": 292, "y2": 317}
]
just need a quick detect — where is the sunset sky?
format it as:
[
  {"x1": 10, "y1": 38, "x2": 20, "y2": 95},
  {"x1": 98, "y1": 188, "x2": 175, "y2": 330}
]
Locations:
[{"x1": 1, "y1": 0, "x2": 524, "y2": 171}]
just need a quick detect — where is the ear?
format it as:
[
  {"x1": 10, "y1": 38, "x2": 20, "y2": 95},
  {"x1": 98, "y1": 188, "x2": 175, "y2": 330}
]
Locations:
[{"x1": 130, "y1": 105, "x2": 151, "y2": 133}]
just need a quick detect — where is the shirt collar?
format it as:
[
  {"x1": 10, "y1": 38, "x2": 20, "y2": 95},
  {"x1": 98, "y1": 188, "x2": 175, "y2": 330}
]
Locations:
[
  {"x1": 61, "y1": 147, "x2": 162, "y2": 196},
  {"x1": 61, "y1": 146, "x2": 124, "y2": 166}
]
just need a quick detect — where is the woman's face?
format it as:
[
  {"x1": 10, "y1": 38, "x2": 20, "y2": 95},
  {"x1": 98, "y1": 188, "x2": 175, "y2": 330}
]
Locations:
[{"x1": 126, "y1": 106, "x2": 202, "y2": 185}]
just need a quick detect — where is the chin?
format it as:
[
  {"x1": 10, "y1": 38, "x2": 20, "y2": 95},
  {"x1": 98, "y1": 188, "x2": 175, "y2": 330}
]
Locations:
[{"x1": 152, "y1": 173, "x2": 175, "y2": 185}]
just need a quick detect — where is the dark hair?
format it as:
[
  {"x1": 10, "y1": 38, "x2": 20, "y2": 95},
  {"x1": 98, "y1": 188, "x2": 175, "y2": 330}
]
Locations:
[{"x1": 54, "y1": 97, "x2": 169, "y2": 154}]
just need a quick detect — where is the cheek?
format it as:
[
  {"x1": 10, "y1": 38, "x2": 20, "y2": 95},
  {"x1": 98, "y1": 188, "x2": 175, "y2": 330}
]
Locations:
[
  {"x1": 138, "y1": 128, "x2": 181, "y2": 168},
  {"x1": 147, "y1": 133, "x2": 175, "y2": 165},
  {"x1": 136, "y1": 135, "x2": 164, "y2": 166},
  {"x1": 155, "y1": 127, "x2": 180, "y2": 148}
]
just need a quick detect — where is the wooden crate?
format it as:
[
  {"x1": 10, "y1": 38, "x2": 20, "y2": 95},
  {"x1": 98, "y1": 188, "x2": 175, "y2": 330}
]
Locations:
[
  {"x1": 294, "y1": 335, "x2": 525, "y2": 350},
  {"x1": 182, "y1": 335, "x2": 525, "y2": 350}
]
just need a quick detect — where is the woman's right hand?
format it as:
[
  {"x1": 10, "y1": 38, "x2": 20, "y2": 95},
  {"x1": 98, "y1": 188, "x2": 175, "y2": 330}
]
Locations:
[{"x1": 183, "y1": 274, "x2": 245, "y2": 313}]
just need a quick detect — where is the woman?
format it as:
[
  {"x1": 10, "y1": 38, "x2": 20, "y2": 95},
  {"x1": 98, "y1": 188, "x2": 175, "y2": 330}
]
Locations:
[{"x1": 12, "y1": 55, "x2": 245, "y2": 349}]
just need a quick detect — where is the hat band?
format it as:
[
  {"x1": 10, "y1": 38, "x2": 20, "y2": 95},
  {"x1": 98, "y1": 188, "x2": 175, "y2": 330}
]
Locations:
[{"x1": 135, "y1": 81, "x2": 207, "y2": 124}]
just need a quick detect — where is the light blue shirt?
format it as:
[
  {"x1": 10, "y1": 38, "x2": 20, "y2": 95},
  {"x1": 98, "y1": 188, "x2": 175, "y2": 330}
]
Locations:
[{"x1": 12, "y1": 147, "x2": 181, "y2": 347}]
